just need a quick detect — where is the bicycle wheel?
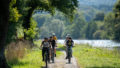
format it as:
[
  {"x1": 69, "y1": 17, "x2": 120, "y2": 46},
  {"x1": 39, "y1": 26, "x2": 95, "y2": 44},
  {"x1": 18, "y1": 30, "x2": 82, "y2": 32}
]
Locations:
[
  {"x1": 52, "y1": 50, "x2": 55, "y2": 63},
  {"x1": 45, "y1": 53, "x2": 48, "y2": 68},
  {"x1": 68, "y1": 48, "x2": 71, "y2": 63}
]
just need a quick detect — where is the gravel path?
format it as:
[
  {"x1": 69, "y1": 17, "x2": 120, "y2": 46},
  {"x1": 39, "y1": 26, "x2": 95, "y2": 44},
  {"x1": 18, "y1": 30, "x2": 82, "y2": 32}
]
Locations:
[{"x1": 48, "y1": 51, "x2": 79, "y2": 68}]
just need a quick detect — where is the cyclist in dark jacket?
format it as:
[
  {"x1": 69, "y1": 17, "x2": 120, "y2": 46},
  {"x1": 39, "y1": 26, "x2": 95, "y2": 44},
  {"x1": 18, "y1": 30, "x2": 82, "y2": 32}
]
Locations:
[
  {"x1": 49, "y1": 36, "x2": 57, "y2": 57},
  {"x1": 41, "y1": 38, "x2": 50, "y2": 61},
  {"x1": 66, "y1": 37, "x2": 74, "y2": 59}
]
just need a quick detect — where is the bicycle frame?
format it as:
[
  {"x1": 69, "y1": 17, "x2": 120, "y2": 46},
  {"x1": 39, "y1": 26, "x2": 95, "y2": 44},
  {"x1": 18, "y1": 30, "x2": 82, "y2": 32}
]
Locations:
[
  {"x1": 67, "y1": 46, "x2": 72, "y2": 63},
  {"x1": 51, "y1": 48, "x2": 55, "y2": 63}
]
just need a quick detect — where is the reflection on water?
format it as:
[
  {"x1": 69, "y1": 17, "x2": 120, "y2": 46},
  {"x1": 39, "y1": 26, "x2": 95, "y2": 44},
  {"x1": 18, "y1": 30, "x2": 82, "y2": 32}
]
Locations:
[{"x1": 57, "y1": 40, "x2": 120, "y2": 47}]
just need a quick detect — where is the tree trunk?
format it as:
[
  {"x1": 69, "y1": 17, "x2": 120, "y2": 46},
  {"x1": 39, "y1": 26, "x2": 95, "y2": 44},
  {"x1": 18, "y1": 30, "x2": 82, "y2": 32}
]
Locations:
[
  {"x1": 23, "y1": 7, "x2": 36, "y2": 40},
  {"x1": 0, "y1": 0, "x2": 10, "y2": 68}
]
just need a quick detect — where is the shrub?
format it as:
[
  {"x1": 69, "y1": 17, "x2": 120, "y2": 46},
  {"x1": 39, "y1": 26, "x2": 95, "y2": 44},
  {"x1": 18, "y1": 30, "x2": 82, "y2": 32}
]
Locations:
[{"x1": 5, "y1": 40, "x2": 32, "y2": 64}]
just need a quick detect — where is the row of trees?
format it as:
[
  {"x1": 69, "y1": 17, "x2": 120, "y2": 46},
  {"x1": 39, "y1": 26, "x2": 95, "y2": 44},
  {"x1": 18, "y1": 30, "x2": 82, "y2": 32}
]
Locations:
[
  {"x1": 0, "y1": 0, "x2": 78, "y2": 67},
  {"x1": 33, "y1": 0, "x2": 120, "y2": 41},
  {"x1": 33, "y1": 11, "x2": 107, "y2": 39}
]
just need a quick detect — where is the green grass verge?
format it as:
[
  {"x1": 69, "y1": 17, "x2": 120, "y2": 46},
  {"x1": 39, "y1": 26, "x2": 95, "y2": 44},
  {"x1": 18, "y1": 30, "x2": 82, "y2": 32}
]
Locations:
[
  {"x1": 9, "y1": 49, "x2": 44, "y2": 68},
  {"x1": 57, "y1": 43, "x2": 66, "y2": 50},
  {"x1": 33, "y1": 40, "x2": 42, "y2": 47},
  {"x1": 73, "y1": 44, "x2": 120, "y2": 68}
]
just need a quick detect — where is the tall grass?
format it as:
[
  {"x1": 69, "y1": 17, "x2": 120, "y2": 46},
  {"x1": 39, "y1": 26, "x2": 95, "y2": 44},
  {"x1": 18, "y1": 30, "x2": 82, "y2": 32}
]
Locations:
[
  {"x1": 5, "y1": 40, "x2": 32, "y2": 65},
  {"x1": 73, "y1": 44, "x2": 120, "y2": 68},
  {"x1": 10, "y1": 50, "x2": 44, "y2": 68}
]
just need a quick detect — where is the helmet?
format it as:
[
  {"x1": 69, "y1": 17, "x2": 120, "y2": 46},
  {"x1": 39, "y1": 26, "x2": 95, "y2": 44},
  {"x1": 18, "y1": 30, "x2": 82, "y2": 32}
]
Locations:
[
  {"x1": 52, "y1": 33, "x2": 55, "y2": 36},
  {"x1": 66, "y1": 34, "x2": 70, "y2": 37}
]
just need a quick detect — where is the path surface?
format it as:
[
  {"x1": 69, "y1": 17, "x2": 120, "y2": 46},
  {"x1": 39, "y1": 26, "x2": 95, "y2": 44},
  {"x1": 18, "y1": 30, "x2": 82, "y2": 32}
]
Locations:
[{"x1": 48, "y1": 51, "x2": 79, "y2": 68}]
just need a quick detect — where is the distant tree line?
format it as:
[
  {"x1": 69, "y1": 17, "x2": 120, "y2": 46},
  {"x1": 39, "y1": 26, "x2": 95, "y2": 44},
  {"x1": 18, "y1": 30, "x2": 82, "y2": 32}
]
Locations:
[{"x1": 33, "y1": 0, "x2": 120, "y2": 41}]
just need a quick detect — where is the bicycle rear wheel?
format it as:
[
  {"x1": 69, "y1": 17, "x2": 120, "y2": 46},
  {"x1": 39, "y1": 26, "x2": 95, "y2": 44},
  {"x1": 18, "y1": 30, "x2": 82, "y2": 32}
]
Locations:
[
  {"x1": 68, "y1": 48, "x2": 72, "y2": 63},
  {"x1": 68, "y1": 56, "x2": 71, "y2": 63},
  {"x1": 68, "y1": 52, "x2": 71, "y2": 63},
  {"x1": 52, "y1": 50, "x2": 55, "y2": 63},
  {"x1": 45, "y1": 53, "x2": 48, "y2": 68}
]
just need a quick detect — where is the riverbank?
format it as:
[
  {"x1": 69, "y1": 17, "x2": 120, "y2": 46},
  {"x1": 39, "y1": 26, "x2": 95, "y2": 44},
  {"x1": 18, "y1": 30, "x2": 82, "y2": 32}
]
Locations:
[{"x1": 73, "y1": 44, "x2": 120, "y2": 68}]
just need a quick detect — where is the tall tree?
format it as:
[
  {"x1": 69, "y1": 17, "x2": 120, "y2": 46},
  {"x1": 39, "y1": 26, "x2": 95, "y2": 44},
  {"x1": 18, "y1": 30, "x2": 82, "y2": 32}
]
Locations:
[{"x1": 0, "y1": 0, "x2": 11, "y2": 68}]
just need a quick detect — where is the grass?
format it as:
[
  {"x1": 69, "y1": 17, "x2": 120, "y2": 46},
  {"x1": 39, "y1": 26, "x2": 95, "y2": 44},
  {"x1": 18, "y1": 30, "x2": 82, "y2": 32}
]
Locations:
[
  {"x1": 9, "y1": 49, "x2": 45, "y2": 68},
  {"x1": 33, "y1": 40, "x2": 42, "y2": 47},
  {"x1": 57, "y1": 43, "x2": 66, "y2": 50},
  {"x1": 73, "y1": 44, "x2": 120, "y2": 68},
  {"x1": 9, "y1": 40, "x2": 120, "y2": 68},
  {"x1": 8, "y1": 40, "x2": 64, "y2": 68}
]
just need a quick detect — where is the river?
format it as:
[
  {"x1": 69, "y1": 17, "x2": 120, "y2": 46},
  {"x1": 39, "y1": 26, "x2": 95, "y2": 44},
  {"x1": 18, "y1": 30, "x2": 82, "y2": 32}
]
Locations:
[{"x1": 57, "y1": 40, "x2": 120, "y2": 47}]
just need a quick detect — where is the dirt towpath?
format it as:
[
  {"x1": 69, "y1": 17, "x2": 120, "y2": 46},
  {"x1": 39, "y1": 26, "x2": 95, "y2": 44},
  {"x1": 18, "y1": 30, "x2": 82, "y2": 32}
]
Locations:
[{"x1": 48, "y1": 51, "x2": 79, "y2": 68}]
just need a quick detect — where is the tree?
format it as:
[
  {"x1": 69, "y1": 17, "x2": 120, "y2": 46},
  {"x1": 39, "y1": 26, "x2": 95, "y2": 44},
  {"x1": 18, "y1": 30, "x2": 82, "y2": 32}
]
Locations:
[
  {"x1": 0, "y1": 0, "x2": 11, "y2": 67},
  {"x1": 85, "y1": 22, "x2": 97, "y2": 39},
  {"x1": 40, "y1": 19, "x2": 64, "y2": 38},
  {"x1": 0, "y1": 0, "x2": 78, "y2": 67},
  {"x1": 93, "y1": 12, "x2": 105, "y2": 21},
  {"x1": 62, "y1": 12, "x2": 86, "y2": 39}
]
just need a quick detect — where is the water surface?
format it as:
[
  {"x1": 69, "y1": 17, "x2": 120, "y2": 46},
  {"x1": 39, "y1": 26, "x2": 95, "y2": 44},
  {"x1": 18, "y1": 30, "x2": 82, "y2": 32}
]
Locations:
[{"x1": 57, "y1": 40, "x2": 120, "y2": 47}]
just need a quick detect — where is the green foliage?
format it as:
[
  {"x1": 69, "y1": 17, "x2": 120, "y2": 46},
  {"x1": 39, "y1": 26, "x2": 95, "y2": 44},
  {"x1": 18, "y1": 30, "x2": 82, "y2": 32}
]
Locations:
[
  {"x1": 16, "y1": 25, "x2": 24, "y2": 39},
  {"x1": 33, "y1": 11, "x2": 88, "y2": 39},
  {"x1": 7, "y1": 0, "x2": 120, "y2": 41},
  {"x1": 93, "y1": 12, "x2": 105, "y2": 21},
  {"x1": 7, "y1": 0, "x2": 22, "y2": 43},
  {"x1": 33, "y1": 10, "x2": 110, "y2": 40},
  {"x1": 85, "y1": 22, "x2": 98, "y2": 39},
  {"x1": 24, "y1": 19, "x2": 38, "y2": 40},
  {"x1": 9, "y1": 7, "x2": 21, "y2": 22},
  {"x1": 7, "y1": 0, "x2": 78, "y2": 43},
  {"x1": 104, "y1": 10, "x2": 120, "y2": 41}
]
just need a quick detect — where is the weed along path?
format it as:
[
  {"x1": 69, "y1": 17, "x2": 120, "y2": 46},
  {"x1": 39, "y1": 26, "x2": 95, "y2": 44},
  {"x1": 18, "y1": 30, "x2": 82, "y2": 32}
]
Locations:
[{"x1": 48, "y1": 50, "x2": 78, "y2": 68}]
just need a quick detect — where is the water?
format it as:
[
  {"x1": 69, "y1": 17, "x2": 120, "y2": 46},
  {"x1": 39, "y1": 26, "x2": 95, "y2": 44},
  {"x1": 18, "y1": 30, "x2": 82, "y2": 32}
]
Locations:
[{"x1": 57, "y1": 40, "x2": 120, "y2": 47}]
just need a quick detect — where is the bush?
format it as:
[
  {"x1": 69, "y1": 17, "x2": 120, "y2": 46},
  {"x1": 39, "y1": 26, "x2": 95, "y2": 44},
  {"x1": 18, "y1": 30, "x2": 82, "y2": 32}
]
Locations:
[{"x1": 5, "y1": 40, "x2": 32, "y2": 64}]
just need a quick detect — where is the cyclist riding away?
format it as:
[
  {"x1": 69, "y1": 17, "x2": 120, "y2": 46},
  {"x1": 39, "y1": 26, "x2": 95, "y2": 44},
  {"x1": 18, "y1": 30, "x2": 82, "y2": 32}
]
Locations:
[
  {"x1": 52, "y1": 33, "x2": 57, "y2": 57},
  {"x1": 40, "y1": 38, "x2": 50, "y2": 62}
]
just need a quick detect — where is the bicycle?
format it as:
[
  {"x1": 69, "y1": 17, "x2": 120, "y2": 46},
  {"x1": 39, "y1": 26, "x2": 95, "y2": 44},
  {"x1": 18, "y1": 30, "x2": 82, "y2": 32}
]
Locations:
[
  {"x1": 44, "y1": 48, "x2": 49, "y2": 68},
  {"x1": 67, "y1": 46, "x2": 72, "y2": 63},
  {"x1": 51, "y1": 48, "x2": 55, "y2": 63}
]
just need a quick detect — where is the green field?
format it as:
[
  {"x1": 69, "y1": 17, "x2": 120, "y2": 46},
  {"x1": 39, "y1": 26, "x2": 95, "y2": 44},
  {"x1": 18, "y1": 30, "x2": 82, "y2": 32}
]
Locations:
[{"x1": 73, "y1": 44, "x2": 120, "y2": 68}]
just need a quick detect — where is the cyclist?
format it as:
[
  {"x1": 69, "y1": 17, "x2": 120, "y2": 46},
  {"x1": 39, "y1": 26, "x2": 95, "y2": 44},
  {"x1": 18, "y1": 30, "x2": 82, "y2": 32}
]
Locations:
[
  {"x1": 52, "y1": 33, "x2": 57, "y2": 57},
  {"x1": 40, "y1": 37, "x2": 50, "y2": 61},
  {"x1": 52, "y1": 33, "x2": 57, "y2": 41},
  {"x1": 64, "y1": 34, "x2": 71, "y2": 45},
  {"x1": 64, "y1": 34, "x2": 71, "y2": 59},
  {"x1": 65, "y1": 37, "x2": 74, "y2": 59}
]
